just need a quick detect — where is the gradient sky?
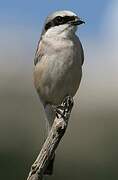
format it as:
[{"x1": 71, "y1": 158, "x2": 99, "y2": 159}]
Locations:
[
  {"x1": 0, "y1": 0, "x2": 117, "y2": 85},
  {"x1": 0, "y1": 0, "x2": 111, "y2": 36},
  {"x1": 0, "y1": 2, "x2": 118, "y2": 180}
]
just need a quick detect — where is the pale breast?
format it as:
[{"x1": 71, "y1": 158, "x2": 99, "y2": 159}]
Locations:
[{"x1": 33, "y1": 37, "x2": 82, "y2": 105}]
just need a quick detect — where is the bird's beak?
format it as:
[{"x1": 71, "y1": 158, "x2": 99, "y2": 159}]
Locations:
[
  {"x1": 71, "y1": 18, "x2": 85, "y2": 26},
  {"x1": 77, "y1": 19, "x2": 85, "y2": 25}
]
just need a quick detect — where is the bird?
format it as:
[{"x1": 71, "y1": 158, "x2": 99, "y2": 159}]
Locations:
[{"x1": 33, "y1": 10, "x2": 85, "y2": 175}]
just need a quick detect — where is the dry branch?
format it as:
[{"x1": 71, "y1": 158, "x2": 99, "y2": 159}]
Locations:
[{"x1": 27, "y1": 96, "x2": 73, "y2": 180}]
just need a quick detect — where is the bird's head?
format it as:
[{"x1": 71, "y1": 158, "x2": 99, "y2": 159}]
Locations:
[{"x1": 42, "y1": 10, "x2": 85, "y2": 38}]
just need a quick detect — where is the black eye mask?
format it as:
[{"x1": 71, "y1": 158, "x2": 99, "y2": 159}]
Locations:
[{"x1": 45, "y1": 15, "x2": 76, "y2": 31}]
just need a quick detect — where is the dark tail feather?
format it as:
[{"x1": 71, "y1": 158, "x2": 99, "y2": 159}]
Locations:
[{"x1": 44, "y1": 153, "x2": 55, "y2": 175}]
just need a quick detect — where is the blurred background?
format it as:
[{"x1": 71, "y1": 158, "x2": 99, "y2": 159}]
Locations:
[{"x1": 0, "y1": 0, "x2": 118, "y2": 179}]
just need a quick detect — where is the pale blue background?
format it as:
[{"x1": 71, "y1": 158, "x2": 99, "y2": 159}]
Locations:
[{"x1": 0, "y1": 0, "x2": 111, "y2": 35}]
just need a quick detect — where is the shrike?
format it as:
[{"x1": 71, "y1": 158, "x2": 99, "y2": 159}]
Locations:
[{"x1": 33, "y1": 10, "x2": 85, "y2": 175}]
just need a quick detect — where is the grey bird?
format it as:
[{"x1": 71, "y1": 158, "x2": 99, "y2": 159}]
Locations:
[{"x1": 33, "y1": 10, "x2": 85, "y2": 175}]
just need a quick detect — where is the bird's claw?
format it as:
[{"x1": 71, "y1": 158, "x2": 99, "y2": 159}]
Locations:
[{"x1": 54, "y1": 95, "x2": 74, "y2": 120}]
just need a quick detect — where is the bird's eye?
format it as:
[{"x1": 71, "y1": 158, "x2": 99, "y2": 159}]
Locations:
[{"x1": 55, "y1": 16, "x2": 63, "y2": 23}]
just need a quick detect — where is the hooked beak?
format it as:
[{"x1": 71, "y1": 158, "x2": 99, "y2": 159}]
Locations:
[{"x1": 71, "y1": 18, "x2": 85, "y2": 26}]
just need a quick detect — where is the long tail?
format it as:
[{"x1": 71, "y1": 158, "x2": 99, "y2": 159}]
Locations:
[{"x1": 44, "y1": 104, "x2": 56, "y2": 175}]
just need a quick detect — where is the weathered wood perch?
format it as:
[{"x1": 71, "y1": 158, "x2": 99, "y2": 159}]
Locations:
[{"x1": 27, "y1": 96, "x2": 73, "y2": 180}]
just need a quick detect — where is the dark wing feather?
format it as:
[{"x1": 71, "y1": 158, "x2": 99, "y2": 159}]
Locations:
[{"x1": 80, "y1": 41, "x2": 84, "y2": 65}]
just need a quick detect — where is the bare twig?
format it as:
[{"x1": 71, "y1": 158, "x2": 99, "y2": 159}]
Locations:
[{"x1": 27, "y1": 96, "x2": 73, "y2": 180}]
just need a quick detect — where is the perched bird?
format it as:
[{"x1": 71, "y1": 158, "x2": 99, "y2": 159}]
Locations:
[{"x1": 33, "y1": 10, "x2": 85, "y2": 175}]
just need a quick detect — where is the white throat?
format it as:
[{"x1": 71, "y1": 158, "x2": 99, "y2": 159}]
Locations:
[{"x1": 44, "y1": 24, "x2": 77, "y2": 39}]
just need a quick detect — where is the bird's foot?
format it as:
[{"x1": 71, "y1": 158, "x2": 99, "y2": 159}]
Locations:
[{"x1": 54, "y1": 96, "x2": 74, "y2": 121}]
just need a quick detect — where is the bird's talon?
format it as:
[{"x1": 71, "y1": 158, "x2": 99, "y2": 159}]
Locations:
[{"x1": 55, "y1": 95, "x2": 73, "y2": 119}]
